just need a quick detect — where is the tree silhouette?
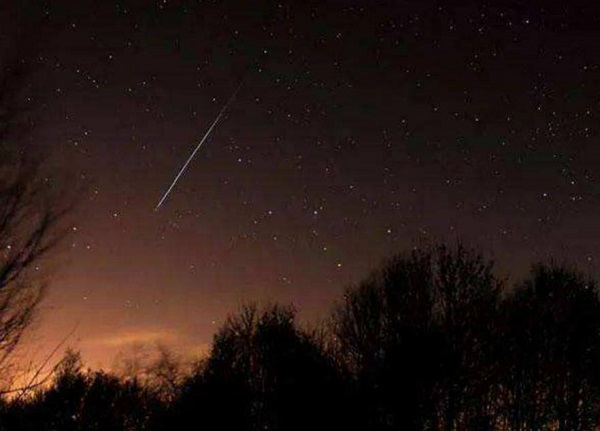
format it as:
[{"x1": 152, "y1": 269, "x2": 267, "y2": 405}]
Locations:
[
  {"x1": 28, "y1": 349, "x2": 88, "y2": 431},
  {"x1": 332, "y1": 244, "x2": 501, "y2": 430},
  {"x1": 433, "y1": 244, "x2": 502, "y2": 431},
  {"x1": 113, "y1": 343, "x2": 185, "y2": 403},
  {"x1": 6, "y1": 349, "x2": 161, "y2": 431},
  {"x1": 0, "y1": 29, "x2": 70, "y2": 386},
  {"x1": 498, "y1": 263, "x2": 600, "y2": 431},
  {"x1": 172, "y1": 304, "x2": 344, "y2": 431}
]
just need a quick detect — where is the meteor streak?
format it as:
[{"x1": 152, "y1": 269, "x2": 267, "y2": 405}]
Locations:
[{"x1": 154, "y1": 81, "x2": 244, "y2": 210}]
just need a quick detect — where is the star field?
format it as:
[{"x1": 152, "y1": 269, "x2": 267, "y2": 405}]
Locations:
[{"x1": 4, "y1": 0, "x2": 600, "y2": 367}]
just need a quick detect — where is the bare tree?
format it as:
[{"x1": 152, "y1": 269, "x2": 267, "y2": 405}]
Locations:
[
  {"x1": 331, "y1": 243, "x2": 502, "y2": 431},
  {"x1": 0, "y1": 159, "x2": 68, "y2": 368},
  {"x1": 0, "y1": 17, "x2": 71, "y2": 383},
  {"x1": 113, "y1": 342, "x2": 186, "y2": 402},
  {"x1": 498, "y1": 263, "x2": 600, "y2": 431}
]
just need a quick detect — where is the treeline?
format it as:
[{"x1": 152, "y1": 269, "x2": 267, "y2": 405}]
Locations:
[{"x1": 1, "y1": 244, "x2": 600, "y2": 431}]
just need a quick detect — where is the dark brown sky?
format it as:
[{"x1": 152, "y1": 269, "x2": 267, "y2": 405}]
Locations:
[{"x1": 4, "y1": 0, "x2": 600, "y2": 368}]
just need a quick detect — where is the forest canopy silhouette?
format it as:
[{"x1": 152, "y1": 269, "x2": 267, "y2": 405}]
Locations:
[{"x1": 0, "y1": 243, "x2": 599, "y2": 431}]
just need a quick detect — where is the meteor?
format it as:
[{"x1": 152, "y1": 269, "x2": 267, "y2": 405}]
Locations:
[{"x1": 154, "y1": 81, "x2": 244, "y2": 211}]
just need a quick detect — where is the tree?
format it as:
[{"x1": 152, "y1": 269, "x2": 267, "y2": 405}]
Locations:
[
  {"x1": 0, "y1": 14, "x2": 70, "y2": 385},
  {"x1": 9, "y1": 349, "x2": 160, "y2": 431},
  {"x1": 113, "y1": 342, "x2": 186, "y2": 402},
  {"x1": 0, "y1": 159, "x2": 67, "y2": 371},
  {"x1": 498, "y1": 263, "x2": 600, "y2": 431},
  {"x1": 29, "y1": 349, "x2": 88, "y2": 431},
  {"x1": 432, "y1": 244, "x2": 502, "y2": 431},
  {"x1": 172, "y1": 304, "x2": 344, "y2": 431},
  {"x1": 332, "y1": 243, "x2": 502, "y2": 431}
]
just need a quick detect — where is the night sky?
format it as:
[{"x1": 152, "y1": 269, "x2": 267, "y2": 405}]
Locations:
[{"x1": 4, "y1": 1, "x2": 600, "y2": 368}]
